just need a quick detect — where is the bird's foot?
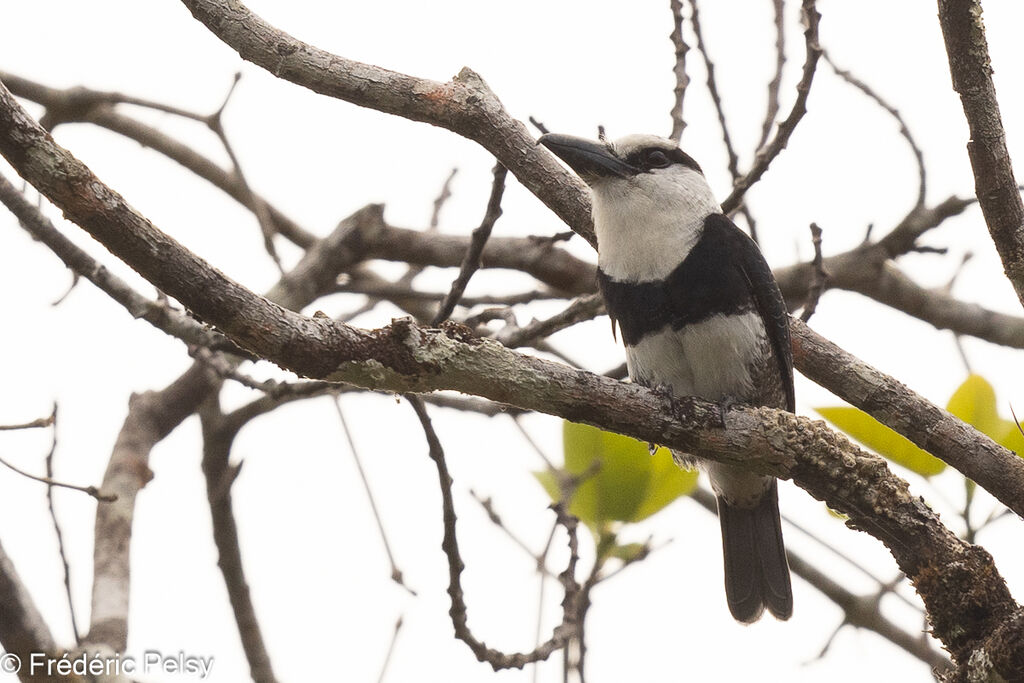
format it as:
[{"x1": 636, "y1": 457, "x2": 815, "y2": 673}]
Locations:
[{"x1": 718, "y1": 395, "x2": 741, "y2": 428}]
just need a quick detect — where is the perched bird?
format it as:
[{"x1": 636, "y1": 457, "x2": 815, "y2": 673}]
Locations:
[{"x1": 539, "y1": 132, "x2": 794, "y2": 623}]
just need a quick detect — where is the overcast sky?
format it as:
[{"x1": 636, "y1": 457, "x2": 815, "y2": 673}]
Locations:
[{"x1": 3, "y1": 1, "x2": 1024, "y2": 681}]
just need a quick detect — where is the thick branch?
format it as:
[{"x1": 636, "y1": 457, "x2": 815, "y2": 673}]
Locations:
[
  {"x1": 791, "y1": 319, "x2": 1024, "y2": 519},
  {"x1": 0, "y1": 174, "x2": 243, "y2": 355},
  {"x1": 199, "y1": 402, "x2": 279, "y2": 683},
  {"x1": 937, "y1": 0, "x2": 1024, "y2": 309},
  {"x1": 0, "y1": 538, "x2": 59, "y2": 683},
  {"x1": 176, "y1": 0, "x2": 595, "y2": 245}
]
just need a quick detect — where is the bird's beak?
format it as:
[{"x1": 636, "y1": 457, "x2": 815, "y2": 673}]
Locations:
[{"x1": 538, "y1": 133, "x2": 635, "y2": 182}]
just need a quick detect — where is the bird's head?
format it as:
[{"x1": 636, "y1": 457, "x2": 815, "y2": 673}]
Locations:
[
  {"x1": 539, "y1": 132, "x2": 721, "y2": 279},
  {"x1": 539, "y1": 132, "x2": 703, "y2": 184}
]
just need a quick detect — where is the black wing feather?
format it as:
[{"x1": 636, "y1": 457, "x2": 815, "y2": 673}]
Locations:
[{"x1": 704, "y1": 214, "x2": 795, "y2": 412}]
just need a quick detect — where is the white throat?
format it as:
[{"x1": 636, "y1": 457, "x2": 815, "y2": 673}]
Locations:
[{"x1": 592, "y1": 167, "x2": 720, "y2": 282}]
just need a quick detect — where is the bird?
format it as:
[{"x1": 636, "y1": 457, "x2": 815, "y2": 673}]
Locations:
[{"x1": 538, "y1": 131, "x2": 794, "y2": 623}]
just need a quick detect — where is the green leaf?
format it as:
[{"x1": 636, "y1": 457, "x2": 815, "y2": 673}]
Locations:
[
  {"x1": 816, "y1": 406, "x2": 946, "y2": 477},
  {"x1": 946, "y1": 375, "x2": 1024, "y2": 459},
  {"x1": 533, "y1": 422, "x2": 697, "y2": 529},
  {"x1": 607, "y1": 542, "x2": 648, "y2": 562},
  {"x1": 999, "y1": 420, "x2": 1024, "y2": 457},
  {"x1": 563, "y1": 421, "x2": 650, "y2": 523},
  {"x1": 629, "y1": 446, "x2": 698, "y2": 522},
  {"x1": 947, "y1": 375, "x2": 1004, "y2": 437}
]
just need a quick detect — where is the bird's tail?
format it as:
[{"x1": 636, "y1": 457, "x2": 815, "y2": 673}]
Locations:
[{"x1": 716, "y1": 480, "x2": 792, "y2": 623}]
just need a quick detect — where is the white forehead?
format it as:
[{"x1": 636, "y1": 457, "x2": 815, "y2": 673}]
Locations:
[{"x1": 610, "y1": 134, "x2": 678, "y2": 156}]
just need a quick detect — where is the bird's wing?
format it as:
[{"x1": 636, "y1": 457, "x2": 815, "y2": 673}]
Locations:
[{"x1": 704, "y1": 213, "x2": 795, "y2": 412}]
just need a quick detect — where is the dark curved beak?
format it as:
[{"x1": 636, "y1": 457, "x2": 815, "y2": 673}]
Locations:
[{"x1": 538, "y1": 133, "x2": 636, "y2": 182}]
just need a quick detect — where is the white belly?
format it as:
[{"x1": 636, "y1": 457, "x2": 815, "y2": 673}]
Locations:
[{"x1": 624, "y1": 311, "x2": 765, "y2": 401}]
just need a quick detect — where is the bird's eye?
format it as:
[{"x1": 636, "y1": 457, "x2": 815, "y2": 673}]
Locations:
[{"x1": 644, "y1": 149, "x2": 671, "y2": 169}]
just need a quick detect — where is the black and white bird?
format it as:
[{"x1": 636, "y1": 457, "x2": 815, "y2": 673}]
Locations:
[{"x1": 539, "y1": 132, "x2": 794, "y2": 623}]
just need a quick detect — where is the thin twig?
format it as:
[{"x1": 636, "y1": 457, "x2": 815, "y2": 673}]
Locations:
[
  {"x1": 190, "y1": 346, "x2": 331, "y2": 398},
  {"x1": 41, "y1": 404, "x2": 81, "y2": 643},
  {"x1": 800, "y1": 222, "x2": 826, "y2": 321},
  {"x1": 334, "y1": 397, "x2": 416, "y2": 595},
  {"x1": 668, "y1": 0, "x2": 690, "y2": 141},
  {"x1": 823, "y1": 50, "x2": 926, "y2": 208},
  {"x1": 756, "y1": 0, "x2": 787, "y2": 152},
  {"x1": 532, "y1": 522, "x2": 559, "y2": 683},
  {"x1": 688, "y1": 0, "x2": 740, "y2": 179},
  {"x1": 51, "y1": 270, "x2": 80, "y2": 306},
  {"x1": 205, "y1": 73, "x2": 284, "y2": 272},
  {"x1": 510, "y1": 416, "x2": 558, "y2": 472},
  {"x1": 495, "y1": 294, "x2": 605, "y2": 348},
  {"x1": 406, "y1": 395, "x2": 579, "y2": 670},
  {"x1": 433, "y1": 163, "x2": 508, "y2": 325},
  {"x1": 469, "y1": 490, "x2": 557, "y2": 579},
  {"x1": 393, "y1": 168, "x2": 459, "y2": 290},
  {"x1": 334, "y1": 280, "x2": 562, "y2": 307},
  {"x1": 430, "y1": 168, "x2": 458, "y2": 231},
  {"x1": 376, "y1": 615, "x2": 403, "y2": 683},
  {"x1": 721, "y1": 0, "x2": 821, "y2": 214},
  {"x1": 0, "y1": 415, "x2": 55, "y2": 430},
  {"x1": 0, "y1": 174, "x2": 247, "y2": 356},
  {"x1": 0, "y1": 452, "x2": 115, "y2": 502}
]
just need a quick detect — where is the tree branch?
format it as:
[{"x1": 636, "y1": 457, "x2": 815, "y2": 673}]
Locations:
[
  {"x1": 791, "y1": 319, "x2": 1024, "y2": 519},
  {"x1": 177, "y1": 0, "x2": 596, "y2": 245},
  {"x1": 199, "y1": 400, "x2": 279, "y2": 683},
  {"x1": 406, "y1": 396, "x2": 578, "y2": 669},
  {"x1": 0, "y1": 538, "x2": 59, "y2": 683},
  {"x1": 937, "y1": 0, "x2": 1024, "y2": 309},
  {"x1": 433, "y1": 163, "x2": 508, "y2": 325},
  {"x1": 756, "y1": 0, "x2": 787, "y2": 153},
  {"x1": 667, "y1": 0, "x2": 690, "y2": 142},
  {"x1": 720, "y1": 0, "x2": 821, "y2": 214}
]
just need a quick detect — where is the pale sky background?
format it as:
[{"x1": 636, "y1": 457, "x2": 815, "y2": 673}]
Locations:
[{"x1": 3, "y1": 1, "x2": 1024, "y2": 681}]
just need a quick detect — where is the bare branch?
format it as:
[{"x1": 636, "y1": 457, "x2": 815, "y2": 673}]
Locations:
[
  {"x1": 0, "y1": 173, "x2": 247, "y2": 356},
  {"x1": 799, "y1": 222, "x2": 826, "y2": 322},
  {"x1": 791, "y1": 319, "x2": 1024, "y2": 519},
  {"x1": 0, "y1": 415, "x2": 54, "y2": 431},
  {"x1": 756, "y1": 0, "x2": 787, "y2": 152},
  {"x1": 688, "y1": 0, "x2": 740, "y2": 179},
  {"x1": 721, "y1": 0, "x2": 821, "y2": 214},
  {"x1": 494, "y1": 294, "x2": 604, "y2": 348},
  {"x1": 433, "y1": 163, "x2": 508, "y2": 325},
  {"x1": 0, "y1": 452, "x2": 115, "y2": 502},
  {"x1": 823, "y1": 50, "x2": 926, "y2": 207},
  {"x1": 334, "y1": 279, "x2": 563, "y2": 308},
  {"x1": 0, "y1": 538, "x2": 59, "y2": 677},
  {"x1": 42, "y1": 405, "x2": 82, "y2": 643},
  {"x1": 406, "y1": 395, "x2": 578, "y2": 670},
  {"x1": 199, "y1": 401, "x2": 279, "y2": 683},
  {"x1": 333, "y1": 397, "x2": 415, "y2": 595},
  {"x1": 178, "y1": 0, "x2": 596, "y2": 245},
  {"x1": 937, "y1": 0, "x2": 1024, "y2": 309},
  {"x1": 667, "y1": 0, "x2": 690, "y2": 141}
]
